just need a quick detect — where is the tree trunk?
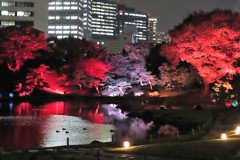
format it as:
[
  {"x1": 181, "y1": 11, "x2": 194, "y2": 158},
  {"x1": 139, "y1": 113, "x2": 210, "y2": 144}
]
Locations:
[
  {"x1": 119, "y1": 87, "x2": 124, "y2": 95},
  {"x1": 148, "y1": 80, "x2": 153, "y2": 90},
  {"x1": 202, "y1": 80, "x2": 209, "y2": 96},
  {"x1": 95, "y1": 85, "x2": 100, "y2": 95},
  {"x1": 77, "y1": 83, "x2": 82, "y2": 90}
]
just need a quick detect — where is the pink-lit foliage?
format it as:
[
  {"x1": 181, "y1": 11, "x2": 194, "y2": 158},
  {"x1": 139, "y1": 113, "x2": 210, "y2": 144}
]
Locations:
[
  {"x1": 0, "y1": 26, "x2": 50, "y2": 71},
  {"x1": 15, "y1": 64, "x2": 51, "y2": 96},
  {"x1": 124, "y1": 43, "x2": 157, "y2": 90},
  {"x1": 48, "y1": 37, "x2": 111, "y2": 94},
  {"x1": 74, "y1": 58, "x2": 110, "y2": 94},
  {"x1": 160, "y1": 10, "x2": 240, "y2": 95},
  {"x1": 102, "y1": 44, "x2": 157, "y2": 96}
]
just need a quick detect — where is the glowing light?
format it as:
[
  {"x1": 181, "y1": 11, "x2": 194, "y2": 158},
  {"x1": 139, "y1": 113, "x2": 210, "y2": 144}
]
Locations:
[
  {"x1": 9, "y1": 103, "x2": 13, "y2": 110},
  {"x1": 221, "y1": 133, "x2": 227, "y2": 140},
  {"x1": 232, "y1": 101, "x2": 238, "y2": 107},
  {"x1": 236, "y1": 126, "x2": 240, "y2": 135},
  {"x1": 123, "y1": 141, "x2": 130, "y2": 148},
  {"x1": 9, "y1": 93, "x2": 14, "y2": 98},
  {"x1": 225, "y1": 102, "x2": 231, "y2": 107}
]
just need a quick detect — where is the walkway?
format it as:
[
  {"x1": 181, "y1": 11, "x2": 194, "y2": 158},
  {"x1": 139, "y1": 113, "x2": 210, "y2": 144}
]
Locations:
[{"x1": 0, "y1": 147, "x2": 175, "y2": 160}]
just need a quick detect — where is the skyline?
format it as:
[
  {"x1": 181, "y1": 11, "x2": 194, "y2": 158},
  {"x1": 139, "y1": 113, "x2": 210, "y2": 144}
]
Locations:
[{"x1": 110, "y1": 0, "x2": 240, "y2": 32}]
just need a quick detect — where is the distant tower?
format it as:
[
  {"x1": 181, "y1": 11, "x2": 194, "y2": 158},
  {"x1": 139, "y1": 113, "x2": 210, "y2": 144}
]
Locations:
[
  {"x1": 0, "y1": 0, "x2": 49, "y2": 35},
  {"x1": 48, "y1": 0, "x2": 84, "y2": 39},
  {"x1": 117, "y1": 4, "x2": 148, "y2": 43},
  {"x1": 91, "y1": 0, "x2": 117, "y2": 40},
  {"x1": 83, "y1": 0, "x2": 92, "y2": 40},
  {"x1": 148, "y1": 18, "x2": 157, "y2": 43}
]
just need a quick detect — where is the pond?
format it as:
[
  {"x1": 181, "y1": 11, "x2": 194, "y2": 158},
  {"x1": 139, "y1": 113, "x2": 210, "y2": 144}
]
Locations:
[{"x1": 0, "y1": 101, "x2": 125, "y2": 150}]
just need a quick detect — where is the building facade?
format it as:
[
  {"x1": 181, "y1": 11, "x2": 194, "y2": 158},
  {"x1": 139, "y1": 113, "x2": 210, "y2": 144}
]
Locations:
[
  {"x1": 155, "y1": 32, "x2": 171, "y2": 44},
  {"x1": 48, "y1": 0, "x2": 84, "y2": 39},
  {"x1": 117, "y1": 4, "x2": 148, "y2": 43},
  {"x1": 91, "y1": 0, "x2": 117, "y2": 40},
  {"x1": 148, "y1": 18, "x2": 157, "y2": 43},
  {"x1": 0, "y1": 0, "x2": 48, "y2": 35},
  {"x1": 83, "y1": 0, "x2": 92, "y2": 40}
]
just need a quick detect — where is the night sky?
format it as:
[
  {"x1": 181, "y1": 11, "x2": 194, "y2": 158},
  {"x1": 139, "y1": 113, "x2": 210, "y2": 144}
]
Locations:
[{"x1": 110, "y1": 0, "x2": 240, "y2": 32}]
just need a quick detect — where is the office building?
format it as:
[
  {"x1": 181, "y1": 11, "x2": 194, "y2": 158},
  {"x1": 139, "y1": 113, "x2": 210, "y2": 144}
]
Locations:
[
  {"x1": 148, "y1": 18, "x2": 157, "y2": 43},
  {"x1": 155, "y1": 32, "x2": 171, "y2": 43},
  {"x1": 48, "y1": 0, "x2": 84, "y2": 39},
  {"x1": 91, "y1": 0, "x2": 117, "y2": 40},
  {"x1": 117, "y1": 4, "x2": 148, "y2": 43},
  {"x1": 0, "y1": 0, "x2": 48, "y2": 35},
  {"x1": 83, "y1": 0, "x2": 92, "y2": 40}
]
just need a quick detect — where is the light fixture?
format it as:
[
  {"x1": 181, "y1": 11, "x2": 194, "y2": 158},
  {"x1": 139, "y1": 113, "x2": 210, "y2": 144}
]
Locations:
[
  {"x1": 221, "y1": 133, "x2": 227, "y2": 140},
  {"x1": 123, "y1": 141, "x2": 130, "y2": 148}
]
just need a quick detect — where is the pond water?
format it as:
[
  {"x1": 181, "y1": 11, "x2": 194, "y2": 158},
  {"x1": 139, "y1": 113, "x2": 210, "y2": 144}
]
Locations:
[{"x1": 0, "y1": 101, "x2": 124, "y2": 150}]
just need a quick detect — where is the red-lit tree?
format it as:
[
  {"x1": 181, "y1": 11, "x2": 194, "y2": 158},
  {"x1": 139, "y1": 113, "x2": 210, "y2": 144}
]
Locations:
[
  {"x1": 74, "y1": 58, "x2": 110, "y2": 94},
  {"x1": 160, "y1": 10, "x2": 240, "y2": 95},
  {"x1": 0, "y1": 26, "x2": 50, "y2": 71},
  {"x1": 15, "y1": 64, "x2": 51, "y2": 96}
]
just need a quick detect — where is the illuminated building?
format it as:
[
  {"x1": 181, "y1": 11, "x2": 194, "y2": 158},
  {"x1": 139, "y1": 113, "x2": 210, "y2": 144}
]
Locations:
[
  {"x1": 48, "y1": 0, "x2": 84, "y2": 39},
  {"x1": 0, "y1": 0, "x2": 48, "y2": 35},
  {"x1": 83, "y1": 0, "x2": 92, "y2": 40},
  {"x1": 117, "y1": 4, "x2": 148, "y2": 43},
  {"x1": 155, "y1": 32, "x2": 171, "y2": 43},
  {"x1": 148, "y1": 18, "x2": 157, "y2": 43},
  {"x1": 91, "y1": 0, "x2": 117, "y2": 40}
]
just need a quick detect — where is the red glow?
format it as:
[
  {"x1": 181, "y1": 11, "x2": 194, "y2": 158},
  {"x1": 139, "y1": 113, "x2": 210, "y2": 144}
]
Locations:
[
  {"x1": 0, "y1": 26, "x2": 50, "y2": 71},
  {"x1": 160, "y1": 10, "x2": 240, "y2": 94},
  {"x1": 225, "y1": 102, "x2": 232, "y2": 107},
  {"x1": 118, "y1": 10, "x2": 124, "y2": 13}
]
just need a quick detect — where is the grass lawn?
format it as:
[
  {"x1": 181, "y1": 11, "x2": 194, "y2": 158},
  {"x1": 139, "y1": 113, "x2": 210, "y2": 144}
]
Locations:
[
  {"x1": 107, "y1": 139, "x2": 240, "y2": 160},
  {"x1": 107, "y1": 107, "x2": 240, "y2": 160}
]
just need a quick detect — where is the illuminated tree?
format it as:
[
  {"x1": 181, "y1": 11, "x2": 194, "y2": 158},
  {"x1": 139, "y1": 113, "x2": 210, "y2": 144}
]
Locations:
[
  {"x1": 158, "y1": 63, "x2": 200, "y2": 89},
  {"x1": 15, "y1": 64, "x2": 51, "y2": 96},
  {"x1": 101, "y1": 76, "x2": 132, "y2": 96},
  {"x1": 0, "y1": 26, "x2": 50, "y2": 71},
  {"x1": 160, "y1": 10, "x2": 240, "y2": 95},
  {"x1": 74, "y1": 58, "x2": 110, "y2": 94}
]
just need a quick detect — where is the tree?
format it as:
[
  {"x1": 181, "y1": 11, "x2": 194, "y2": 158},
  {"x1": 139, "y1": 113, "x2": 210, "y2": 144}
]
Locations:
[
  {"x1": 15, "y1": 64, "x2": 51, "y2": 96},
  {"x1": 158, "y1": 63, "x2": 200, "y2": 89},
  {"x1": 0, "y1": 26, "x2": 50, "y2": 71},
  {"x1": 160, "y1": 10, "x2": 240, "y2": 95},
  {"x1": 74, "y1": 58, "x2": 110, "y2": 94}
]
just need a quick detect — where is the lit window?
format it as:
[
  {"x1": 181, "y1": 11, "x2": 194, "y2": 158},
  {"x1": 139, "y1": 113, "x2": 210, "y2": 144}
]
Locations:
[
  {"x1": 56, "y1": 6, "x2": 63, "y2": 10},
  {"x1": 1, "y1": 10, "x2": 8, "y2": 16},
  {"x1": 48, "y1": 7, "x2": 55, "y2": 10},
  {"x1": 56, "y1": 26, "x2": 62, "y2": 29}
]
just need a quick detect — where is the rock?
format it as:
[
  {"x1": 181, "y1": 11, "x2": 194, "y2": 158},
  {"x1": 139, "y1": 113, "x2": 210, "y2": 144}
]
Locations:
[{"x1": 90, "y1": 140, "x2": 102, "y2": 144}]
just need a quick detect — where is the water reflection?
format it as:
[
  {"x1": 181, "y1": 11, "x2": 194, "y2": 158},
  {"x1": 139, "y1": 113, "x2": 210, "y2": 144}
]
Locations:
[{"x1": 0, "y1": 101, "x2": 116, "y2": 150}]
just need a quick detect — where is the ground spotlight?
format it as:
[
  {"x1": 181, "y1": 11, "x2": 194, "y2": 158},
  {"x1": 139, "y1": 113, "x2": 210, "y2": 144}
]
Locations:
[
  {"x1": 123, "y1": 141, "x2": 130, "y2": 148},
  {"x1": 221, "y1": 133, "x2": 227, "y2": 140}
]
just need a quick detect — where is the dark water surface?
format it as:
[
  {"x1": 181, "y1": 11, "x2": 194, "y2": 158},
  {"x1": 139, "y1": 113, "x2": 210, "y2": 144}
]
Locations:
[{"x1": 0, "y1": 101, "x2": 117, "y2": 150}]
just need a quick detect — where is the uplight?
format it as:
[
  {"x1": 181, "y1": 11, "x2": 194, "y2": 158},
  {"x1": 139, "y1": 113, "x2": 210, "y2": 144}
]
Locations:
[
  {"x1": 123, "y1": 141, "x2": 130, "y2": 148},
  {"x1": 235, "y1": 126, "x2": 240, "y2": 135},
  {"x1": 221, "y1": 133, "x2": 227, "y2": 140}
]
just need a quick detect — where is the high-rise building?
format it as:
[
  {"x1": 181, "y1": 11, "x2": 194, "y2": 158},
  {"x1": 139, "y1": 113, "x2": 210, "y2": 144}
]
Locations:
[
  {"x1": 48, "y1": 0, "x2": 84, "y2": 39},
  {"x1": 117, "y1": 4, "x2": 148, "y2": 43},
  {"x1": 0, "y1": 0, "x2": 48, "y2": 35},
  {"x1": 148, "y1": 18, "x2": 157, "y2": 43},
  {"x1": 83, "y1": 0, "x2": 92, "y2": 40},
  {"x1": 155, "y1": 32, "x2": 171, "y2": 44},
  {"x1": 91, "y1": 0, "x2": 117, "y2": 40}
]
